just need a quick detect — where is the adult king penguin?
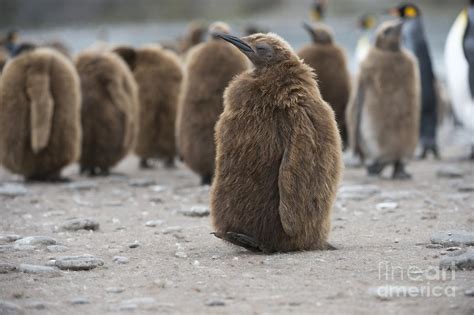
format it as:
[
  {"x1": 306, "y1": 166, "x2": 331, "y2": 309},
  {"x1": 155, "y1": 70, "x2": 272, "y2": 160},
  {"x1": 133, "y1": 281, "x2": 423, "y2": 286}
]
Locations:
[
  {"x1": 445, "y1": 0, "x2": 474, "y2": 159},
  {"x1": 390, "y1": 3, "x2": 439, "y2": 159}
]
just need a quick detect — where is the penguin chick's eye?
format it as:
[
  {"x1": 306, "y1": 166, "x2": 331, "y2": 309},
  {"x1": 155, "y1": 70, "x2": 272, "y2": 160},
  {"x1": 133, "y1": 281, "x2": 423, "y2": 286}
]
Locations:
[{"x1": 255, "y1": 43, "x2": 273, "y2": 59}]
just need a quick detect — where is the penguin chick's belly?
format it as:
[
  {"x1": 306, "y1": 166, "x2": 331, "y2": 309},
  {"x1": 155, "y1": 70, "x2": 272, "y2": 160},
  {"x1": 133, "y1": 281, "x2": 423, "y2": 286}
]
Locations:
[{"x1": 359, "y1": 105, "x2": 415, "y2": 163}]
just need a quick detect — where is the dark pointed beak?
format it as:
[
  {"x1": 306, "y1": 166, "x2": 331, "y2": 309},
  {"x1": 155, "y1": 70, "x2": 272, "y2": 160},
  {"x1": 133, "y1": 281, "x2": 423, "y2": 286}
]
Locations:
[
  {"x1": 303, "y1": 22, "x2": 314, "y2": 35},
  {"x1": 216, "y1": 33, "x2": 254, "y2": 53}
]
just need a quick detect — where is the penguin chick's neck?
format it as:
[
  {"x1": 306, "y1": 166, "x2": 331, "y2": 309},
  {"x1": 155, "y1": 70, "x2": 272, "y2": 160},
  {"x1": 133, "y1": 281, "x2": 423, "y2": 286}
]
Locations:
[{"x1": 246, "y1": 58, "x2": 319, "y2": 109}]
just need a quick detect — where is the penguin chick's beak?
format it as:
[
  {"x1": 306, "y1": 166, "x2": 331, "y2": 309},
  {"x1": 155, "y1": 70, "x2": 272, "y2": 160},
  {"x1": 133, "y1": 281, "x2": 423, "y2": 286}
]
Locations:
[{"x1": 216, "y1": 33, "x2": 254, "y2": 54}]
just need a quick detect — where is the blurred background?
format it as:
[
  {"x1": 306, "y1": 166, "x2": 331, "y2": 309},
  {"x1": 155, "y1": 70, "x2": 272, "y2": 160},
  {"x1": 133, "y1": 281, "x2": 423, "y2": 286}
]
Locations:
[{"x1": 0, "y1": 0, "x2": 466, "y2": 74}]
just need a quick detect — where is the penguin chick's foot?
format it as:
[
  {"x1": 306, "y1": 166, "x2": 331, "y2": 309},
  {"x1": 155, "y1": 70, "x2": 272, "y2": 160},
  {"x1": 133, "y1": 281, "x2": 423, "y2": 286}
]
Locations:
[
  {"x1": 139, "y1": 158, "x2": 154, "y2": 169},
  {"x1": 419, "y1": 145, "x2": 440, "y2": 160},
  {"x1": 326, "y1": 242, "x2": 338, "y2": 250},
  {"x1": 212, "y1": 231, "x2": 262, "y2": 252},
  {"x1": 392, "y1": 161, "x2": 412, "y2": 180},
  {"x1": 367, "y1": 161, "x2": 386, "y2": 176}
]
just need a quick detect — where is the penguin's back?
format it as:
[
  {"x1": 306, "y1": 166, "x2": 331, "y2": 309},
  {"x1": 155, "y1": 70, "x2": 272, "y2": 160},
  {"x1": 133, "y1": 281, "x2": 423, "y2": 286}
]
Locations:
[{"x1": 0, "y1": 48, "x2": 81, "y2": 177}]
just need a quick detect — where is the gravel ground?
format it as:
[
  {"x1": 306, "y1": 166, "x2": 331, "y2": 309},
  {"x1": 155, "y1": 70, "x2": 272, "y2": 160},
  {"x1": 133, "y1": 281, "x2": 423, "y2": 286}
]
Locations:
[{"x1": 0, "y1": 139, "x2": 473, "y2": 314}]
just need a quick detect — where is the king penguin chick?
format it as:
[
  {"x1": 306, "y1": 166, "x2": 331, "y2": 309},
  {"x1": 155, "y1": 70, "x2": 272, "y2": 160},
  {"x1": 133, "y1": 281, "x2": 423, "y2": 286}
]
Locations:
[
  {"x1": 355, "y1": 14, "x2": 377, "y2": 64},
  {"x1": 0, "y1": 46, "x2": 81, "y2": 181},
  {"x1": 310, "y1": 0, "x2": 328, "y2": 22},
  {"x1": 75, "y1": 50, "x2": 138, "y2": 176},
  {"x1": 346, "y1": 20, "x2": 420, "y2": 179},
  {"x1": 445, "y1": 0, "x2": 474, "y2": 159},
  {"x1": 113, "y1": 45, "x2": 183, "y2": 169},
  {"x1": 390, "y1": 3, "x2": 439, "y2": 159},
  {"x1": 298, "y1": 22, "x2": 351, "y2": 147},
  {"x1": 176, "y1": 22, "x2": 248, "y2": 185},
  {"x1": 210, "y1": 32, "x2": 342, "y2": 253}
]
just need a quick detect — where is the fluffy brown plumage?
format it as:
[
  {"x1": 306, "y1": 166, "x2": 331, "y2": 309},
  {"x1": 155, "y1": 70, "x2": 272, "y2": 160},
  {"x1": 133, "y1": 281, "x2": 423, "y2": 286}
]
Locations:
[
  {"x1": 176, "y1": 22, "x2": 248, "y2": 184},
  {"x1": 0, "y1": 47, "x2": 8, "y2": 73},
  {"x1": 210, "y1": 33, "x2": 342, "y2": 253},
  {"x1": 298, "y1": 23, "x2": 351, "y2": 147},
  {"x1": 0, "y1": 47, "x2": 81, "y2": 181},
  {"x1": 114, "y1": 45, "x2": 183, "y2": 168},
  {"x1": 75, "y1": 50, "x2": 138, "y2": 175},
  {"x1": 346, "y1": 20, "x2": 420, "y2": 179}
]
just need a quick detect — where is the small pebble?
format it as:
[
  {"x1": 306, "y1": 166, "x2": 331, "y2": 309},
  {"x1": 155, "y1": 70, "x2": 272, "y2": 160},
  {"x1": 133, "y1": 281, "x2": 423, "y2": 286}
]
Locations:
[
  {"x1": 60, "y1": 218, "x2": 100, "y2": 231},
  {"x1": 129, "y1": 241, "x2": 140, "y2": 248},
  {"x1": 15, "y1": 236, "x2": 57, "y2": 246},
  {"x1": 145, "y1": 220, "x2": 164, "y2": 227},
  {"x1": 440, "y1": 249, "x2": 474, "y2": 270},
  {"x1": 25, "y1": 301, "x2": 49, "y2": 310},
  {"x1": 206, "y1": 298, "x2": 226, "y2": 307},
  {"x1": 70, "y1": 297, "x2": 90, "y2": 305},
  {"x1": 106, "y1": 287, "x2": 125, "y2": 293},
  {"x1": 18, "y1": 264, "x2": 61, "y2": 275},
  {"x1": 376, "y1": 202, "x2": 398, "y2": 211},
  {"x1": 180, "y1": 205, "x2": 210, "y2": 217},
  {"x1": 129, "y1": 178, "x2": 156, "y2": 187},
  {"x1": 55, "y1": 255, "x2": 104, "y2": 271},
  {"x1": 149, "y1": 185, "x2": 167, "y2": 193},
  {"x1": 436, "y1": 165, "x2": 463, "y2": 178},
  {"x1": 0, "y1": 184, "x2": 27, "y2": 197},
  {"x1": 113, "y1": 256, "x2": 129, "y2": 264},
  {"x1": 46, "y1": 245, "x2": 68, "y2": 253},
  {"x1": 175, "y1": 251, "x2": 188, "y2": 258},
  {"x1": 162, "y1": 226, "x2": 183, "y2": 235}
]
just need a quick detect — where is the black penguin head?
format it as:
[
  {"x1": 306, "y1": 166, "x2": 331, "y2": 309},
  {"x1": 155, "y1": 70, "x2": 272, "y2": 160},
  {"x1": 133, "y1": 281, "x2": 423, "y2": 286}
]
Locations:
[
  {"x1": 389, "y1": 3, "x2": 421, "y2": 19},
  {"x1": 359, "y1": 14, "x2": 377, "y2": 30},
  {"x1": 303, "y1": 22, "x2": 334, "y2": 44},
  {"x1": 113, "y1": 46, "x2": 137, "y2": 70},
  {"x1": 375, "y1": 20, "x2": 404, "y2": 51},
  {"x1": 217, "y1": 32, "x2": 295, "y2": 68},
  {"x1": 310, "y1": 0, "x2": 327, "y2": 22}
]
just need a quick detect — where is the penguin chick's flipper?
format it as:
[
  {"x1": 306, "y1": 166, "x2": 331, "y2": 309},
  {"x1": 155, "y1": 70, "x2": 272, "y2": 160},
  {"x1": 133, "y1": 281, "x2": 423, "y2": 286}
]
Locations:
[
  {"x1": 26, "y1": 60, "x2": 54, "y2": 153},
  {"x1": 392, "y1": 161, "x2": 412, "y2": 180},
  {"x1": 212, "y1": 232, "x2": 262, "y2": 252}
]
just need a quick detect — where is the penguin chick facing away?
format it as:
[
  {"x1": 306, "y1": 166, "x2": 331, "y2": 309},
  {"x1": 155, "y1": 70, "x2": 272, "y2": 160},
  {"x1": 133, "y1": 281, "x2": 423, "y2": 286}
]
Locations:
[
  {"x1": 390, "y1": 3, "x2": 439, "y2": 159},
  {"x1": 114, "y1": 45, "x2": 183, "y2": 169},
  {"x1": 75, "y1": 50, "x2": 138, "y2": 176},
  {"x1": 211, "y1": 32, "x2": 342, "y2": 253},
  {"x1": 346, "y1": 20, "x2": 420, "y2": 179},
  {"x1": 176, "y1": 22, "x2": 248, "y2": 185},
  {"x1": 0, "y1": 46, "x2": 81, "y2": 181},
  {"x1": 298, "y1": 22, "x2": 351, "y2": 147}
]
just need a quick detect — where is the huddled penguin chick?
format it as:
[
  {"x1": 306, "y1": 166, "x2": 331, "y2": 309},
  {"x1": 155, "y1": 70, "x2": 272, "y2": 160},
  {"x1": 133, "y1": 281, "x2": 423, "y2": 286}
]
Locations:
[
  {"x1": 75, "y1": 50, "x2": 138, "y2": 176},
  {"x1": 0, "y1": 46, "x2": 81, "y2": 181},
  {"x1": 176, "y1": 22, "x2": 248, "y2": 185},
  {"x1": 211, "y1": 32, "x2": 342, "y2": 253},
  {"x1": 445, "y1": 0, "x2": 474, "y2": 159},
  {"x1": 390, "y1": 3, "x2": 439, "y2": 159},
  {"x1": 298, "y1": 22, "x2": 351, "y2": 147},
  {"x1": 114, "y1": 45, "x2": 183, "y2": 169},
  {"x1": 346, "y1": 20, "x2": 420, "y2": 179}
]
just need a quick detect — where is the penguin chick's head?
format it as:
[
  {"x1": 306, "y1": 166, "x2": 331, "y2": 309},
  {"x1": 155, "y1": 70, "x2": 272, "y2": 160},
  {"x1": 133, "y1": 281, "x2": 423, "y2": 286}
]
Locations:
[
  {"x1": 389, "y1": 3, "x2": 421, "y2": 19},
  {"x1": 303, "y1": 22, "x2": 334, "y2": 44},
  {"x1": 209, "y1": 21, "x2": 231, "y2": 39},
  {"x1": 11, "y1": 42, "x2": 36, "y2": 57},
  {"x1": 113, "y1": 46, "x2": 137, "y2": 70},
  {"x1": 311, "y1": 0, "x2": 327, "y2": 22},
  {"x1": 217, "y1": 33, "x2": 295, "y2": 68},
  {"x1": 375, "y1": 20, "x2": 404, "y2": 51}
]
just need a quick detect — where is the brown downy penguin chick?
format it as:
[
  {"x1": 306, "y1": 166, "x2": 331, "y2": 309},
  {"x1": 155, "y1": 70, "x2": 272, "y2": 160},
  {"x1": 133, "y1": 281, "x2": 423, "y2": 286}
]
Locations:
[
  {"x1": 114, "y1": 45, "x2": 183, "y2": 169},
  {"x1": 75, "y1": 50, "x2": 138, "y2": 176},
  {"x1": 0, "y1": 45, "x2": 81, "y2": 181},
  {"x1": 176, "y1": 22, "x2": 248, "y2": 185},
  {"x1": 298, "y1": 22, "x2": 351, "y2": 147},
  {"x1": 346, "y1": 20, "x2": 420, "y2": 179},
  {"x1": 210, "y1": 33, "x2": 343, "y2": 253}
]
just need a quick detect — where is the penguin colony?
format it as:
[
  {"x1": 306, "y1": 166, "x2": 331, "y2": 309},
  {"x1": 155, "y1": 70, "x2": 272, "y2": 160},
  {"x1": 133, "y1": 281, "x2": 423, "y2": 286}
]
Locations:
[{"x1": 0, "y1": 1, "x2": 471, "y2": 253}]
